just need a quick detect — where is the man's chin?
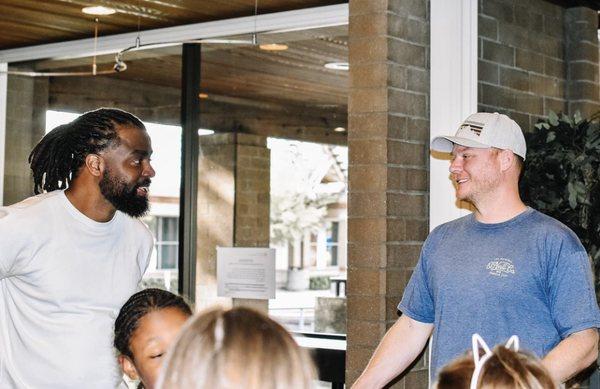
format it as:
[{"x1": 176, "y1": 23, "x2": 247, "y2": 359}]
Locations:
[{"x1": 455, "y1": 191, "x2": 473, "y2": 204}]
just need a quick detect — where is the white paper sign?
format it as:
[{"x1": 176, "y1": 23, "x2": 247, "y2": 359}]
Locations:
[{"x1": 217, "y1": 247, "x2": 276, "y2": 299}]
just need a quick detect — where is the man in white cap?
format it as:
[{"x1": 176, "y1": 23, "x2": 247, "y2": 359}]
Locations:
[{"x1": 352, "y1": 112, "x2": 600, "y2": 388}]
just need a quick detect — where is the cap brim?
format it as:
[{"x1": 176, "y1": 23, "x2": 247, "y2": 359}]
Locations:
[{"x1": 431, "y1": 136, "x2": 491, "y2": 153}]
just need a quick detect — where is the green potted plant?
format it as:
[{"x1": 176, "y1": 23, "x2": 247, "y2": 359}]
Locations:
[{"x1": 520, "y1": 111, "x2": 600, "y2": 297}]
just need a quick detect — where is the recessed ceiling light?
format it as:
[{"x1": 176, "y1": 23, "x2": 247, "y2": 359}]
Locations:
[
  {"x1": 334, "y1": 127, "x2": 346, "y2": 132},
  {"x1": 198, "y1": 93, "x2": 209, "y2": 99},
  {"x1": 325, "y1": 62, "x2": 349, "y2": 71},
  {"x1": 82, "y1": 6, "x2": 117, "y2": 15},
  {"x1": 259, "y1": 43, "x2": 288, "y2": 51}
]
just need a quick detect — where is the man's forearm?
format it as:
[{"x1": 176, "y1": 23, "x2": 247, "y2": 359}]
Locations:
[
  {"x1": 542, "y1": 328, "x2": 599, "y2": 383},
  {"x1": 352, "y1": 315, "x2": 433, "y2": 389}
]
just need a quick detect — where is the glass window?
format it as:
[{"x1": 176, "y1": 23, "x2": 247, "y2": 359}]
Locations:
[
  {"x1": 326, "y1": 221, "x2": 339, "y2": 267},
  {"x1": 268, "y1": 138, "x2": 347, "y2": 335},
  {"x1": 151, "y1": 216, "x2": 179, "y2": 270}
]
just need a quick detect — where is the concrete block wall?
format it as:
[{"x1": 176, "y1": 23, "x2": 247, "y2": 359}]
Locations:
[
  {"x1": 50, "y1": 76, "x2": 181, "y2": 126},
  {"x1": 49, "y1": 76, "x2": 346, "y2": 145},
  {"x1": 478, "y1": 0, "x2": 599, "y2": 131},
  {"x1": 346, "y1": 0, "x2": 430, "y2": 387},
  {"x1": 233, "y1": 133, "x2": 270, "y2": 248},
  {"x1": 4, "y1": 75, "x2": 48, "y2": 205},
  {"x1": 565, "y1": 7, "x2": 600, "y2": 117},
  {"x1": 195, "y1": 133, "x2": 270, "y2": 312}
]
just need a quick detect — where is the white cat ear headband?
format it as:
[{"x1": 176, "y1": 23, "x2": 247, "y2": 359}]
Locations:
[{"x1": 470, "y1": 333, "x2": 520, "y2": 389}]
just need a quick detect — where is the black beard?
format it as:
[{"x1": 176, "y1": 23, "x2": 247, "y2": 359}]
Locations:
[{"x1": 99, "y1": 169, "x2": 150, "y2": 218}]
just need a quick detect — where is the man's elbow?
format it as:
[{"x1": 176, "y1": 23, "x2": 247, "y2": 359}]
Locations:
[{"x1": 579, "y1": 329, "x2": 599, "y2": 369}]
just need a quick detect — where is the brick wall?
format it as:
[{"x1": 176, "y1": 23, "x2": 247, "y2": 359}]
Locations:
[
  {"x1": 49, "y1": 76, "x2": 346, "y2": 144},
  {"x1": 478, "y1": 0, "x2": 599, "y2": 131},
  {"x1": 564, "y1": 7, "x2": 600, "y2": 117},
  {"x1": 195, "y1": 133, "x2": 270, "y2": 312},
  {"x1": 50, "y1": 76, "x2": 181, "y2": 126},
  {"x1": 346, "y1": 0, "x2": 430, "y2": 387},
  {"x1": 4, "y1": 75, "x2": 48, "y2": 205}
]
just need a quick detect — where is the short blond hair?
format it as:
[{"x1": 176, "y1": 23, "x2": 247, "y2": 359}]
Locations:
[
  {"x1": 436, "y1": 345, "x2": 557, "y2": 389},
  {"x1": 158, "y1": 306, "x2": 316, "y2": 389}
]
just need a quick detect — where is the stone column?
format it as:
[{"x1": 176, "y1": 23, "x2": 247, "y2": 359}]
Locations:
[
  {"x1": 346, "y1": 0, "x2": 430, "y2": 388},
  {"x1": 196, "y1": 133, "x2": 270, "y2": 313},
  {"x1": 4, "y1": 76, "x2": 48, "y2": 205},
  {"x1": 565, "y1": 7, "x2": 599, "y2": 117}
]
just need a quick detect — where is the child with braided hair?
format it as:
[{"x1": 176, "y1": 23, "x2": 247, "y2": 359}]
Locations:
[{"x1": 115, "y1": 288, "x2": 192, "y2": 389}]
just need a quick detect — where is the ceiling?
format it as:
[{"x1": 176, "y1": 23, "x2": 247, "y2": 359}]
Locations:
[
  {"x1": 3, "y1": 1, "x2": 349, "y2": 143},
  {"x1": 0, "y1": 0, "x2": 346, "y2": 50},
  {"x1": 31, "y1": 25, "x2": 348, "y2": 109}
]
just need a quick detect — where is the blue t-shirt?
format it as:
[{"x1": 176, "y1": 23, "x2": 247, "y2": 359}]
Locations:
[{"x1": 398, "y1": 207, "x2": 600, "y2": 381}]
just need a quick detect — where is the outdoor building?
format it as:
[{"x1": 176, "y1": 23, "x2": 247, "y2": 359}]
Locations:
[{"x1": 1, "y1": 0, "x2": 599, "y2": 387}]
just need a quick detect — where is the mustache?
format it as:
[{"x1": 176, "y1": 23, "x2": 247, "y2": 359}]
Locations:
[{"x1": 135, "y1": 179, "x2": 152, "y2": 188}]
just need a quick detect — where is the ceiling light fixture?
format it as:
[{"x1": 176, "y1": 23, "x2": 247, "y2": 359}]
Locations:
[
  {"x1": 325, "y1": 62, "x2": 349, "y2": 71},
  {"x1": 82, "y1": 6, "x2": 117, "y2": 15},
  {"x1": 334, "y1": 127, "x2": 346, "y2": 132},
  {"x1": 198, "y1": 93, "x2": 209, "y2": 99},
  {"x1": 2, "y1": 17, "x2": 123, "y2": 77},
  {"x1": 259, "y1": 43, "x2": 288, "y2": 51},
  {"x1": 198, "y1": 128, "x2": 215, "y2": 136}
]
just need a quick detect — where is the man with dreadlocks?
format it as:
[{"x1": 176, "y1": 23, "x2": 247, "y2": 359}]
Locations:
[{"x1": 0, "y1": 108, "x2": 156, "y2": 388}]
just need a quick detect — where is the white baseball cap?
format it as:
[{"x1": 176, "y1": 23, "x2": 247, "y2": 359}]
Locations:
[{"x1": 431, "y1": 112, "x2": 527, "y2": 160}]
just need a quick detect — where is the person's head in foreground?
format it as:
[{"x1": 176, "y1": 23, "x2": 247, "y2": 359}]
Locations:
[
  {"x1": 158, "y1": 306, "x2": 316, "y2": 389},
  {"x1": 435, "y1": 334, "x2": 557, "y2": 389},
  {"x1": 114, "y1": 288, "x2": 193, "y2": 389},
  {"x1": 431, "y1": 112, "x2": 526, "y2": 207},
  {"x1": 29, "y1": 107, "x2": 155, "y2": 218}
]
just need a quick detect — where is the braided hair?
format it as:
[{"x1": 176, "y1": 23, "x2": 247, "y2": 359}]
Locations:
[
  {"x1": 114, "y1": 288, "x2": 192, "y2": 360},
  {"x1": 29, "y1": 108, "x2": 146, "y2": 194}
]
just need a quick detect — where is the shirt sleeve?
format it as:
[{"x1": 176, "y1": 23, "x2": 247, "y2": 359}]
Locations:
[
  {"x1": 398, "y1": 238, "x2": 436, "y2": 324},
  {"x1": 547, "y1": 249, "x2": 600, "y2": 338},
  {"x1": 0, "y1": 208, "x2": 30, "y2": 279}
]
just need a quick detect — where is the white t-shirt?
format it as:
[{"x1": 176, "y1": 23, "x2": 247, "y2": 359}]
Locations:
[{"x1": 0, "y1": 191, "x2": 153, "y2": 388}]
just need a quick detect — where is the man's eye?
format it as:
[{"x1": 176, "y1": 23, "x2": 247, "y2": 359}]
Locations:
[
  {"x1": 132, "y1": 160, "x2": 141, "y2": 165},
  {"x1": 150, "y1": 353, "x2": 164, "y2": 359}
]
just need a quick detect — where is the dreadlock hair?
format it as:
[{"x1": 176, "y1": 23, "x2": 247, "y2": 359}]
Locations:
[
  {"x1": 28, "y1": 108, "x2": 146, "y2": 194},
  {"x1": 114, "y1": 288, "x2": 192, "y2": 360}
]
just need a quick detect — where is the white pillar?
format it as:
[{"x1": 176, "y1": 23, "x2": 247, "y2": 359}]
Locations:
[
  {"x1": 430, "y1": 0, "x2": 478, "y2": 230},
  {"x1": 0, "y1": 63, "x2": 6, "y2": 206}
]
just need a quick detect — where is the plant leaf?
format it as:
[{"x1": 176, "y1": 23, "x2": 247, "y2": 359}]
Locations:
[
  {"x1": 567, "y1": 182, "x2": 578, "y2": 209},
  {"x1": 548, "y1": 111, "x2": 559, "y2": 126}
]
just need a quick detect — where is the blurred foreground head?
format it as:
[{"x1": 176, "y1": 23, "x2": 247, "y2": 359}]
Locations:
[{"x1": 158, "y1": 306, "x2": 316, "y2": 389}]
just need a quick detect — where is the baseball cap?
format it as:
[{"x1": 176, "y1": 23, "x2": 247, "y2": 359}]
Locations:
[{"x1": 431, "y1": 112, "x2": 527, "y2": 160}]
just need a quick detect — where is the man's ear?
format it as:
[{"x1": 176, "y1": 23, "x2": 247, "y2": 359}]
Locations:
[
  {"x1": 498, "y1": 149, "x2": 514, "y2": 172},
  {"x1": 84, "y1": 154, "x2": 104, "y2": 177},
  {"x1": 118, "y1": 355, "x2": 140, "y2": 381}
]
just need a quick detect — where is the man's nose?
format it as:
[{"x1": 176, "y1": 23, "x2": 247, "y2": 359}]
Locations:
[
  {"x1": 143, "y1": 161, "x2": 156, "y2": 178},
  {"x1": 449, "y1": 158, "x2": 462, "y2": 174}
]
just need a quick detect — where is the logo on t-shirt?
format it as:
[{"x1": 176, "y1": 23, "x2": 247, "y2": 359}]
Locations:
[{"x1": 486, "y1": 258, "x2": 515, "y2": 277}]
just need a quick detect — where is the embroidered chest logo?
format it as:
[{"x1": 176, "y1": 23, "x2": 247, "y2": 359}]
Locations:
[{"x1": 486, "y1": 258, "x2": 515, "y2": 277}]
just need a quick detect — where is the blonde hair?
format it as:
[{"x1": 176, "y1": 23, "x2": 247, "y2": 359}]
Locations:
[
  {"x1": 436, "y1": 345, "x2": 557, "y2": 389},
  {"x1": 157, "y1": 306, "x2": 316, "y2": 389}
]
